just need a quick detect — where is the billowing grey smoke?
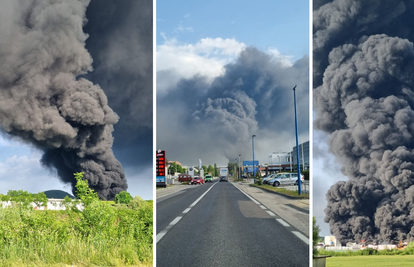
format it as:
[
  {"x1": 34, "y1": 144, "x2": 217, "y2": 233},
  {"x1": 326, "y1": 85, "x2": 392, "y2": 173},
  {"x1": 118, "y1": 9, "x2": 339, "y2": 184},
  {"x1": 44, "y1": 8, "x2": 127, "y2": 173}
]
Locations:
[
  {"x1": 0, "y1": 0, "x2": 127, "y2": 200},
  {"x1": 157, "y1": 47, "x2": 309, "y2": 165},
  {"x1": 314, "y1": 0, "x2": 414, "y2": 244}
]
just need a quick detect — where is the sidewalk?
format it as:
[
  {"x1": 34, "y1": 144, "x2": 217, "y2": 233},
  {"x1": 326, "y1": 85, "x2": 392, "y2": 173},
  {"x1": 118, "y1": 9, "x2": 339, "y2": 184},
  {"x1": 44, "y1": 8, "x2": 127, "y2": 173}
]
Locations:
[{"x1": 232, "y1": 180, "x2": 310, "y2": 237}]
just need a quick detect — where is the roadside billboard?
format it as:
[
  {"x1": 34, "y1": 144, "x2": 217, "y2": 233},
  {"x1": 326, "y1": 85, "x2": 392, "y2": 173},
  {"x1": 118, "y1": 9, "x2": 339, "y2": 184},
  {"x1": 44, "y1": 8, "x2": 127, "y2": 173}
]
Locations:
[
  {"x1": 243, "y1": 160, "x2": 259, "y2": 173},
  {"x1": 156, "y1": 150, "x2": 167, "y2": 187}
]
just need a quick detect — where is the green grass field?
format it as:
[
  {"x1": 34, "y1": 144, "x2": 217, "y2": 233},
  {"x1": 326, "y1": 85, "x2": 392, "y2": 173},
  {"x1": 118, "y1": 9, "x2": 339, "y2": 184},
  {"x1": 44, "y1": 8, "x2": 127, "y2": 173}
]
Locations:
[
  {"x1": 327, "y1": 255, "x2": 414, "y2": 266},
  {"x1": 250, "y1": 184, "x2": 309, "y2": 198}
]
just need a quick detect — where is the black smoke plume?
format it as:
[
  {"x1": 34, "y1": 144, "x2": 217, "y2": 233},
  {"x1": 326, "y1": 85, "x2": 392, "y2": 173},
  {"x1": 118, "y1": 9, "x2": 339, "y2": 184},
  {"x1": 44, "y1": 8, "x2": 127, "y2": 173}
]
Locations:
[
  {"x1": 314, "y1": 0, "x2": 414, "y2": 243},
  {"x1": 0, "y1": 0, "x2": 127, "y2": 200},
  {"x1": 157, "y1": 47, "x2": 309, "y2": 165}
]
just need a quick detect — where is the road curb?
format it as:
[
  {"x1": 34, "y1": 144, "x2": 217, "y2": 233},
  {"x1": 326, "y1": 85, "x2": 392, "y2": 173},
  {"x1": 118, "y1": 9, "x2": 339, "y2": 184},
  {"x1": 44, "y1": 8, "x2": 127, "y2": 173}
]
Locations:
[{"x1": 248, "y1": 184, "x2": 309, "y2": 200}]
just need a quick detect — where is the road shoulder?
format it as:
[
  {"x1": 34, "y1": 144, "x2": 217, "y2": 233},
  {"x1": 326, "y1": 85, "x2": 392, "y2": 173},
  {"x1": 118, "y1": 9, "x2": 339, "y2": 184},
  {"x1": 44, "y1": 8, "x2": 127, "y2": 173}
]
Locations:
[{"x1": 232, "y1": 181, "x2": 310, "y2": 237}]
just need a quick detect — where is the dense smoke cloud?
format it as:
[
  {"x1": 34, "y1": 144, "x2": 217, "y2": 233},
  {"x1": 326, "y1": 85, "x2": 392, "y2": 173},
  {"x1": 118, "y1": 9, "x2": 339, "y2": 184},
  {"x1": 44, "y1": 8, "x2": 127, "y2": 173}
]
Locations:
[
  {"x1": 314, "y1": 0, "x2": 414, "y2": 243},
  {"x1": 0, "y1": 0, "x2": 127, "y2": 200},
  {"x1": 157, "y1": 47, "x2": 309, "y2": 165},
  {"x1": 83, "y1": 0, "x2": 153, "y2": 168}
]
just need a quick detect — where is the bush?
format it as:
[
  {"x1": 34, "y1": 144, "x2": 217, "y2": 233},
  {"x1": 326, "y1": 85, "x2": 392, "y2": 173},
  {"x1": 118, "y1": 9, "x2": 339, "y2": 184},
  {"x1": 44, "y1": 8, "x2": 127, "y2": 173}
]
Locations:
[
  {"x1": 302, "y1": 170, "x2": 309, "y2": 180},
  {"x1": 114, "y1": 191, "x2": 133, "y2": 204}
]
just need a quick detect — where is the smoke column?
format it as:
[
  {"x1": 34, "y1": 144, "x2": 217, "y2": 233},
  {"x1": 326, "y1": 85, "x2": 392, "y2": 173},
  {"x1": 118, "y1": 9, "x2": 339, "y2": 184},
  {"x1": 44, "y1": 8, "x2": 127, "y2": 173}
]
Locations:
[
  {"x1": 314, "y1": 0, "x2": 414, "y2": 243},
  {"x1": 157, "y1": 47, "x2": 309, "y2": 165},
  {"x1": 0, "y1": 0, "x2": 127, "y2": 200}
]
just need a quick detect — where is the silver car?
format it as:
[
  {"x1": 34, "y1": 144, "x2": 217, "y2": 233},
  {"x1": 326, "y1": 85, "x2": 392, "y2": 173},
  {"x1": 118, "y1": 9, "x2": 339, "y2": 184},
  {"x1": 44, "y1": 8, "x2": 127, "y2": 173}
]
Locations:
[
  {"x1": 262, "y1": 174, "x2": 277, "y2": 184},
  {"x1": 269, "y1": 173, "x2": 304, "y2": 187}
]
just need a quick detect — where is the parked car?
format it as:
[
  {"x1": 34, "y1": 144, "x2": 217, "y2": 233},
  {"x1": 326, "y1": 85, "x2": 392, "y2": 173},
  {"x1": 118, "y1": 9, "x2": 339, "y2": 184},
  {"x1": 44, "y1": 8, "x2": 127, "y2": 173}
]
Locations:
[
  {"x1": 269, "y1": 173, "x2": 305, "y2": 187},
  {"x1": 205, "y1": 174, "x2": 213, "y2": 183},
  {"x1": 191, "y1": 176, "x2": 204, "y2": 185},
  {"x1": 219, "y1": 176, "x2": 228, "y2": 182},
  {"x1": 262, "y1": 174, "x2": 277, "y2": 184},
  {"x1": 178, "y1": 174, "x2": 193, "y2": 183}
]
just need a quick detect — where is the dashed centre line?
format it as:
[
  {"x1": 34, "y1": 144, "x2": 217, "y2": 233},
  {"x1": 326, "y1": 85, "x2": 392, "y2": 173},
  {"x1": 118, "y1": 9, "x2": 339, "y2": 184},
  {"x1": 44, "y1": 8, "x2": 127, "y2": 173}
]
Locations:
[
  {"x1": 276, "y1": 219, "x2": 290, "y2": 227},
  {"x1": 156, "y1": 182, "x2": 217, "y2": 243}
]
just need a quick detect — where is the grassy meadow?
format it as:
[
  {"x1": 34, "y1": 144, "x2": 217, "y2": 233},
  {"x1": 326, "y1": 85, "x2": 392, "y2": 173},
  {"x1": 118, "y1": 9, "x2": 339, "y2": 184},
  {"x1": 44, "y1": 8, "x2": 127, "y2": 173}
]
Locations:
[
  {"x1": 327, "y1": 255, "x2": 414, "y2": 267},
  {"x1": 0, "y1": 173, "x2": 153, "y2": 267}
]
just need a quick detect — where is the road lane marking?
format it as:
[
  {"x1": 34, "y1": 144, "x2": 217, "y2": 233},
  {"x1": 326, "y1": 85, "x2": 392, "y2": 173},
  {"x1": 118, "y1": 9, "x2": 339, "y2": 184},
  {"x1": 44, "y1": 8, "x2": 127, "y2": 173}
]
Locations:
[
  {"x1": 276, "y1": 219, "x2": 290, "y2": 227},
  {"x1": 259, "y1": 205, "x2": 266, "y2": 209},
  {"x1": 156, "y1": 216, "x2": 183, "y2": 243},
  {"x1": 156, "y1": 231, "x2": 167, "y2": 242},
  {"x1": 170, "y1": 217, "x2": 182, "y2": 225},
  {"x1": 182, "y1": 208, "x2": 191, "y2": 213},
  {"x1": 292, "y1": 231, "x2": 309, "y2": 244},
  {"x1": 233, "y1": 184, "x2": 260, "y2": 204},
  {"x1": 266, "y1": 210, "x2": 276, "y2": 216},
  {"x1": 157, "y1": 183, "x2": 217, "y2": 243},
  {"x1": 189, "y1": 182, "x2": 217, "y2": 207}
]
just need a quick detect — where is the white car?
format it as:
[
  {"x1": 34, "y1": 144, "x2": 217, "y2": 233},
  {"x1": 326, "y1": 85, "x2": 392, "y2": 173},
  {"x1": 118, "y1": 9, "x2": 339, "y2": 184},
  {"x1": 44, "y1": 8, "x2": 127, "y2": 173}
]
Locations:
[{"x1": 268, "y1": 173, "x2": 305, "y2": 187}]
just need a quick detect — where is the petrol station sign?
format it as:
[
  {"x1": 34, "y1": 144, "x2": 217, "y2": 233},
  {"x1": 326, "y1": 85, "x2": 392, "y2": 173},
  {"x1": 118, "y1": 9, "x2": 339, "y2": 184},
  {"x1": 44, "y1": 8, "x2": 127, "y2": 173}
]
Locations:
[{"x1": 156, "y1": 150, "x2": 166, "y2": 187}]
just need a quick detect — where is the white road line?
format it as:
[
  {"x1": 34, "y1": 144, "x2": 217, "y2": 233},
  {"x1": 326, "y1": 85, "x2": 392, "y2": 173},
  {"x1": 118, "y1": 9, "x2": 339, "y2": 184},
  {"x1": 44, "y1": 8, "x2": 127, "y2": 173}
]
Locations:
[
  {"x1": 232, "y1": 184, "x2": 260, "y2": 204},
  {"x1": 292, "y1": 231, "x2": 309, "y2": 244},
  {"x1": 182, "y1": 208, "x2": 191, "y2": 214},
  {"x1": 157, "y1": 183, "x2": 217, "y2": 243},
  {"x1": 259, "y1": 205, "x2": 266, "y2": 209},
  {"x1": 170, "y1": 216, "x2": 182, "y2": 225},
  {"x1": 276, "y1": 219, "x2": 290, "y2": 227},
  {"x1": 189, "y1": 183, "x2": 217, "y2": 207},
  {"x1": 266, "y1": 210, "x2": 276, "y2": 217},
  {"x1": 156, "y1": 231, "x2": 167, "y2": 243},
  {"x1": 156, "y1": 216, "x2": 182, "y2": 243}
]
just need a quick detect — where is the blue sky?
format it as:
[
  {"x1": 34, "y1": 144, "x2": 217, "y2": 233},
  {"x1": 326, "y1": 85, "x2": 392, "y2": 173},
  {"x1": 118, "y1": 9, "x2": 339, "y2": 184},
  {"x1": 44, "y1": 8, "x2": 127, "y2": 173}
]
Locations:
[{"x1": 157, "y1": 0, "x2": 309, "y2": 61}]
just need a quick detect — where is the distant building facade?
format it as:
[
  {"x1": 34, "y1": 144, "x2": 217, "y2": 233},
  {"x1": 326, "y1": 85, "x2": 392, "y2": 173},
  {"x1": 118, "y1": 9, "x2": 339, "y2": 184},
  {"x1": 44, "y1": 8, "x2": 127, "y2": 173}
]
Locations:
[{"x1": 292, "y1": 140, "x2": 309, "y2": 170}]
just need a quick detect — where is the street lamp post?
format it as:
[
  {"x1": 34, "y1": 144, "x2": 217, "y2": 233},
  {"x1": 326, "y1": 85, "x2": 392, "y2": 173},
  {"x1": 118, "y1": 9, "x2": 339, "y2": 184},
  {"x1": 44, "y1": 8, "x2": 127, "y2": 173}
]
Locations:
[
  {"x1": 252, "y1": 135, "x2": 256, "y2": 183},
  {"x1": 293, "y1": 85, "x2": 302, "y2": 195},
  {"x1": 234, "y1": 158, "x2": 237, "y2": 178},
  {"x1": 238, "y1": 154, "x2": 241, "y2": 179}
]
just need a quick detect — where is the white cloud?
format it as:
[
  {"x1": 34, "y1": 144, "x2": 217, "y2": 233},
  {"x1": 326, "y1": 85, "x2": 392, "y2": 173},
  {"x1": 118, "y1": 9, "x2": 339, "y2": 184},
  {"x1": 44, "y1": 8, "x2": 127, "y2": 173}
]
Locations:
[
  {"x1": 175, "y1": 26, "x2": 194, "y2": 33},
  {"x1": 0, "y1": 150, "x2": 71, "y2": 195},
  {"x1": 313, "y1": 130, "x2": 348, "y2": 236},
  {"x1": 156, "y1": 37, "x2": 246, "y2": 92},
  {"x1": 267, "y1": 47, "x2": 294, "y2": 67},
  {"x1": 123, "y1": 166, "x2": 153, "y2": 200}
]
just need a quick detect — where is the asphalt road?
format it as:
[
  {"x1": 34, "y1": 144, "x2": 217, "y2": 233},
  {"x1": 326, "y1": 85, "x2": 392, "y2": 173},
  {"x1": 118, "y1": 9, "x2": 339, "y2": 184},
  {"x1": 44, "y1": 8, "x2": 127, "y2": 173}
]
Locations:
[{"x1": 156, "y1": 181, "x2": 309, "y2": 267}]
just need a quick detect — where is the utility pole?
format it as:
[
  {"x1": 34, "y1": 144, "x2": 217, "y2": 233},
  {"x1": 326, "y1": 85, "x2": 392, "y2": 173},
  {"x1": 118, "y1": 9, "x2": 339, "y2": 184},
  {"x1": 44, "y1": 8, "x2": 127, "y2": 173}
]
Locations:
[
  {"x1": 239, "y1": 154, "x2": 241, "y2": 179},
  {"x1": 293, "y1": 85, "x2": 302, "y2": 195},
  {"x1": 252, "y1": 135, "x2": 256, "y2": 182}
]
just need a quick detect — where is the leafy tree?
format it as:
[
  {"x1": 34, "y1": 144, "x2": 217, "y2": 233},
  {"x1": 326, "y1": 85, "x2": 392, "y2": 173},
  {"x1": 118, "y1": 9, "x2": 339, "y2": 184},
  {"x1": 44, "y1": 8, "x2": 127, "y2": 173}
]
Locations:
[
  {"x1": 207, "y1": 164, "x2": 214, "y2": 174},
  {"x1": 313, "y1": 217, "x2": 321, "y2": 257},
  {"x1": 74, "y1": 172, "x2": 99, "y2": 205},
  {"x1": 33, "y1": 192, "x2": 48, "y2": 208},
  {"x1": 176, "y1": 164, "x2": 183, "y2": 173},
  {"x1": 129, "y1": 195, "x2": 148, "y2": 210},
  {"x1": 227, "y1": 162, "x2": 239, "y2": 176},
  {"x1": 168, "y1": 162, "x2": 175, "y2": 174},
  {"x1": 214, "y1": 163, "x2": 218, "y2": 176},
  {"x1": 202, "y1": 165, "x2": 207, "y2": 174},
  {"x1": 114, "y1": 191, "x2": 133, "y2": 204}
]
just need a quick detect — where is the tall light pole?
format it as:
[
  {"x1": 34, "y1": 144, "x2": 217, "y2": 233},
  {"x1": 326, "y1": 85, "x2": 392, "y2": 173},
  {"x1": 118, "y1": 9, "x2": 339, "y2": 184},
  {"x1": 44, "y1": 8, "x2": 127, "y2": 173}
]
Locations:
[
  {"x1": 238, "y1": 154, "x2": 241, "y2": 179},
  {"x1": 234, "y1": 158, "x2": 237, "y2": 177},
  {"x1": 252, "y1": 135, "x2": 256, "y2": 182},
  {"x1": 293, "y1": 85, "x2": 302, "y2": 195}
]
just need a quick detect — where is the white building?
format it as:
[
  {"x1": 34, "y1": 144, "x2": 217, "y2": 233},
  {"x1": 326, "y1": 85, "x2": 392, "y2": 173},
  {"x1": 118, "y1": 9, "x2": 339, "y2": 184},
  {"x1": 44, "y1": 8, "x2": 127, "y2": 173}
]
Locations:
[
  {"x1": 268, "y1": 152, "x2": 291, "y2": 166},
  {"x1": 1, "y1": 199, "x2": 83, "y2": 211},
  {"x1": 324, "y1": 236, "x2": 338, "y2": 247}
]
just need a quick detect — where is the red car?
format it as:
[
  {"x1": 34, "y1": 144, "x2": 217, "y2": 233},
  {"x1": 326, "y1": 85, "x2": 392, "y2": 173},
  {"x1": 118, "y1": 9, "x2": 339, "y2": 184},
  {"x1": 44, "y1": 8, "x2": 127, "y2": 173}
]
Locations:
[{"x1": 191, "y1": 176, "x2": 204, "y2": 185}]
